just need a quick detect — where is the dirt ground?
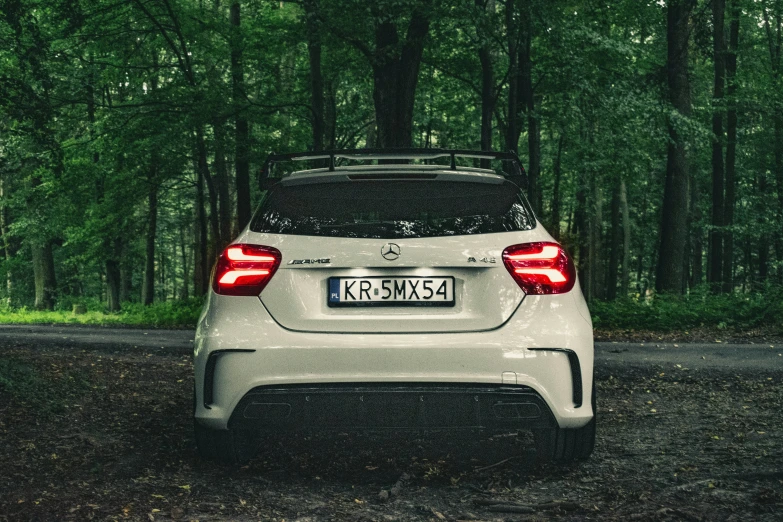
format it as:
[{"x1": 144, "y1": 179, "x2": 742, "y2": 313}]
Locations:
[{"x1": 1, "y1": 343, "x2": 781, "y2": 521}]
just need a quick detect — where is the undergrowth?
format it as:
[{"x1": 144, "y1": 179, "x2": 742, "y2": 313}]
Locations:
[
  {"x1": 591, "y1": 285, "x2": 783, "y2": 332},
  {"x1": 0, "y1": 298, "x2": 204, "y2": 328}
]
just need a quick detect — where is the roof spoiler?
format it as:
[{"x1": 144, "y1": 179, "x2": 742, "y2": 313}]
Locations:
[{"x1": 259, "y1": 148, "x2": 527, "y2": 189}]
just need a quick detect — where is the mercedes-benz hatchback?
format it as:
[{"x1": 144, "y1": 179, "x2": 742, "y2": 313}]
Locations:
[{"x1": 194, "y1": 149, "x2": 595, "y2": 465}]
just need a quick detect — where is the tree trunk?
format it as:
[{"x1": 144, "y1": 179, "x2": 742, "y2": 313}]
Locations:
[
  {"x1": 722, "y1": 1, "x2": 739, "y2": 293},
  {"x1": 179, "y1": 213, "x2": 190, "y2": 300},
  {"x1": 231, "y1": 1, "x2": 252, "y2": 230},
  {"x1": 590, "y1": 179, "x2": 604, "y2": 300},
  {"x1": 620, "y1": 179, "x2": 631, "y2": 296},
  {"x1": 758, "y1": 171, "x2": 769, "y2": 283},
  {"x1": 324, "y1": 79, "x2": 337, "y2": 149},
  {"x1": 196, "y1": 127, "x2": 220, "y2": 257},
  {"x1": 142, "y1": 172, "x2": 157, "y2": 306},
  {"x1": 372, "y1": 10, "x2": 430, "y2": 148},
  {"x1": 520, "y1": 0, "x2": 541, "y2": 214},
  {"x1": 0, "y1": 175, "x2": 12, "y2": 306},
  {"x1": 708, "y1": 0, "x2": 726, "y2": 289},
  {"x1": 194, "y1": 165, "x2": 208, "y2": 296},
  {"x1": 690, "y1": 174, "x2": 703, "y2": 288},
  {"x1": 575, "y1": 176, "x2": 589, "y2": 300},
  {"x1": 550, "y1": 133, "x2": 564, "y2": 240},
  {"x1": 106, "y1": 258, "x2": 121, "y2": 312},
  {"x1": 212, "y1": 119, "x2": 232, "y2": 249},
  {"x1": 31, "y1": 241, "x2": 56, "y2": 310},
  {"x1": 505, "y1": 0, "x2": 520, "y2": 154},
  {"x1": 606, "y1": 180, "x2": 622, "y2": 300},
  {"x1": 476, "y1": 0, "x2": 494, "y2": 164},
  {"x1": 761, "y1": 1, "x2": 781, "y2": 282},
  {"x1": 304, "y1": 0, "x2": 325, "y2": 151},
  {"x1": 656, "y1": 0, "x2": 695, "y2": 294}
]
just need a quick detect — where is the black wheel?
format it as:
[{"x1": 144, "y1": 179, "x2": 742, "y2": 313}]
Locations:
[
  {"x1": 193, "y1": 387, "x2": 256, "y2": 465},
  {"x1": 534, "y1": 379, "x2": 596, "y2": 464}
]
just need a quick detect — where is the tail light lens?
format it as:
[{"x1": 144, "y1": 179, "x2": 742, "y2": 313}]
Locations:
[
  {"x1": 212, "y1": 244, "x2": 282, "y2": 296},
  {"x1": 502, "y1": 242, "x2": 576, "y2": 295}
]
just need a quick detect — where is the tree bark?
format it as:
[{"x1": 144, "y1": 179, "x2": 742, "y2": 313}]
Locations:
[
  {"x1": 708, "y1": 0, "x2": 726, "y2": 289},
  {"x1": 231, "y1": 1, "x2": 252, "y2": 230},
  {"x1": 304, "y1": 0, "x2": 325, "y2": 151},
  {"x1": 656, "y1": 0, "x2": 695, "y2": 294},
  {"x1": 196, "y1": 127, "x2": 220, "y2": 258},
  {"x1": 372, "y1": 9, "x2": 430, "y2": 148},
  {"x1": 505, "y1": 0, "x2": 520, "y2": 153},
  {"x1": 550, "y1": 133, "x2": 564, "y2": 241},
  {"x1": 590, "y1": 179, "x2": 604, "y2": 300},
  {"x1": 141, "y1": 171, "x2": 157, "y2": 306},
  {"x1": 476, "y1": 0, "x2": 495, "y2": 163},
  {"x1": 620, "y1": 179, "x2": 631, "y2": 296},
  {"x1": 690, "y1": 174, "x2": 703, "y2": 288},
  {"x1": 606, "y1": 180, "x2": 622, "y2": 300},
  {"x1": 212, "y1": 119, "x2": 232, "y2": 249},
  {"x1": 575, "y1": 175, "x2": 589, "y2": 300},
  {"x1": 31, "y1": 241, "x2": 56, "y2": 310},
  {"x1": 194, "y1": 165, "x2": 208, "y2": 296},
  {"x1": 106, "y1": 257, "x2": 121, "y2": 312},
  {"x1": 761, "y1": 1, "x2": 782, "y2": 282},
  {"x1": 722, "y1": 1, "x2": 739, "y2": 293},
  {"x1": 519, "y1": 0, "x2": 540, "y2": 213},
  {"x1": 0, "y1": 175, "x2": 13, "y2": 306}
]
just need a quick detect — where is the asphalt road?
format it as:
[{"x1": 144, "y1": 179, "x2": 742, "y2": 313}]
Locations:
[{"x1": 0, "y1": 324, "x2": 781, "y2": 371}]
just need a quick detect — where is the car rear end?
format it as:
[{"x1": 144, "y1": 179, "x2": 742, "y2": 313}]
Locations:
[{"x1": 194, "y1": 151, "x2": 595, "y2": 464}]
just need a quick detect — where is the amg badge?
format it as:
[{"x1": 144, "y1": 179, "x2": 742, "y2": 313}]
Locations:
[{"x1": 288, "y1": 258, "x2": 330, "y2": 265}]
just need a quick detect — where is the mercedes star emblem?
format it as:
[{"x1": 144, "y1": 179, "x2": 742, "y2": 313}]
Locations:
[{"x1": 381, "y1": 243, "x2": 401, "y2": 261}]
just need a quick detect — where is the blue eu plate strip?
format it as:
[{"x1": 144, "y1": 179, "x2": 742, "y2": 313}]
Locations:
[{"x1": 329, "y1": 278, "x2": 340, "y2": 303}]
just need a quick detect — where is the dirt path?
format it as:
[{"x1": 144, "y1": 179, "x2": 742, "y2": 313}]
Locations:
[
  {"x1": 0, "y1": 341, "x2": 781, "y2": 521},
  {"x1": 1, "y1": 324, "x2": 781, "y2": 370}
]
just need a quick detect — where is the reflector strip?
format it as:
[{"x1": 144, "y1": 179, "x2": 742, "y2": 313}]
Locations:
[
  {"x1": 218, "y1": 269, "x2": 270, "y2": 284},
  {"x1": 514, "y1": 268, "x2": 568, "y2": 283},
  {"x1": 226, "y1": 247, "x2": 277, "y2": 262},
  {"x1": 506, "y1": 245, "x2": 560, "y2": 260}
]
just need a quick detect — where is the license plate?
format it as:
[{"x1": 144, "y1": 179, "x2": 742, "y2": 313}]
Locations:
[{"x1": 328, "y1": 276, "x2": 455, "y2": 307}]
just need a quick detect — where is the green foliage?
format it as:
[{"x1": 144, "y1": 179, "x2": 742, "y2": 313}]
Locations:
[
  {"x1": 0, "y1": 298, "x2": 203, "y2": 327},
  {"x1": 591, "y1": 286, "x2": 783, "y2": 332},
  {"x1": 0, "y1": 0, "x2": 781, "y2": 325}
]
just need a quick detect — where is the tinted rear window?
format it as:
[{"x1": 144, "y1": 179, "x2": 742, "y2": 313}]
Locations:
[{"x1": 250, "y1": 180, "x2": 535, "y2": 239}]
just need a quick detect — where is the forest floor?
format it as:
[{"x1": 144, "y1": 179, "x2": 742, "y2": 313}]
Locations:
[{"x1": 1, "y1": 343, "x2": 782, "y2": 521}]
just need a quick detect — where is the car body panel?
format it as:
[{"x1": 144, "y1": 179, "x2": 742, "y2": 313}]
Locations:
[
  {"x1": 238, "y1": 229, "x2": 553, "y2": 333},
  {"x1": 194, "y1": 163, "x2": 594, "y2": 438}
]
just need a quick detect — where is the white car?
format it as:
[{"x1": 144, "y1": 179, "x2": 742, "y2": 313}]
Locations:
[{"x1": 193, "y1": 149, "x2": 595, "y2": 464}]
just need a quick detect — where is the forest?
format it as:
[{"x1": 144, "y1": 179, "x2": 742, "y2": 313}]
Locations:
[{"x1": 0, "y1": 0, "x2": 782, "y2": 327}]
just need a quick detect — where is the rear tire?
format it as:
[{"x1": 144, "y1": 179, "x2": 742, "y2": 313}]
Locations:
[
  {"x1": 534, "y1": 380, "x2": 596, "y2": 464},
  {"x1": 194, "y1": 420, "x2": 247, "y2": 465},
  {"x1": 193, "y1": 387, "x2": 256, "y2": 465}
]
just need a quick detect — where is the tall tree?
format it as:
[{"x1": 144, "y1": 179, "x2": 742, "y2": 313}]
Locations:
[
  {"x1": 709, "y1": 0, "x2": 726, "y2": 288},
  {"x1": 520, "y1": 0, "x2": 541, "y2": 214},
  {"x1": 722, "y1": 0, "x2": 740, "y2": 292},
  {"x1": 231, "y1": 1, "x2": 252, "y2": 230},
  {"x1": 304, "y1": 0, "x2": 325, "y2": 151},
  {"x1": 656, "y1": 0, "x2": 695, "y2": 294}
]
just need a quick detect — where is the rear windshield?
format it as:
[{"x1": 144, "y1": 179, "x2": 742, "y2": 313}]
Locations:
[{"x1": 250, "y1": 179, "x2": 536, "y2": 239}]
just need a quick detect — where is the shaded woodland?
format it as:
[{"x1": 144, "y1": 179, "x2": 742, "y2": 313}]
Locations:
[{"x1": 1, "y1": 0, "x2": 782, "y2": 310}]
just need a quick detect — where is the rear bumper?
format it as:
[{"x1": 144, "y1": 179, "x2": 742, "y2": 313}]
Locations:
[
  {"x1": 227, "y1": 383, "x2": 557, "y2": 431},
  {"x1": 194, "y1": 291, "x2": 594, "y2": 431}
]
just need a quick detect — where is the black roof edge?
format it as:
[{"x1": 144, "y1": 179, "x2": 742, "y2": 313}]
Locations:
[{"x1": 259, "y1": 148, "x2": 527, "y2": 188}]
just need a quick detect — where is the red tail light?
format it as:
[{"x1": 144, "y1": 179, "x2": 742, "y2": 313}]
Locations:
[
  {"x1": 502, "y1": 242, "x2": 576, "y2": 295},
  {"x1": 212, "y1": 244, "x2": 282, "y2": 296}
]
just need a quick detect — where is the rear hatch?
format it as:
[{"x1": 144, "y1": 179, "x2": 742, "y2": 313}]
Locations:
[{"x1": 243, "y1": 171, "x2": 543, "y2": 334}]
